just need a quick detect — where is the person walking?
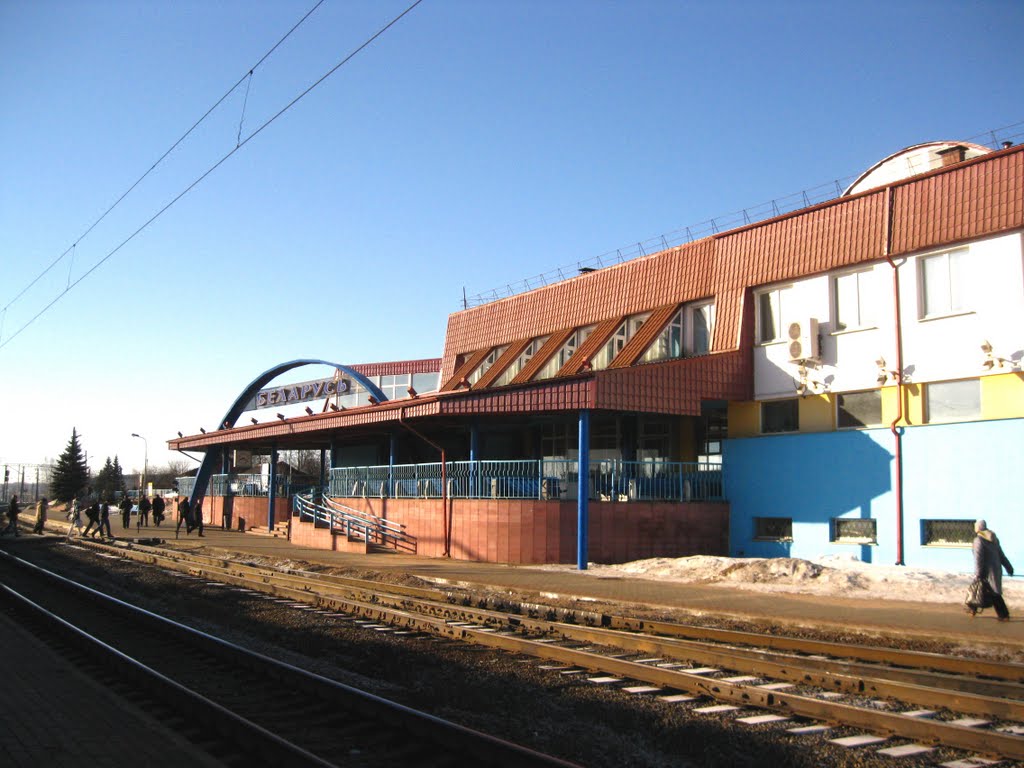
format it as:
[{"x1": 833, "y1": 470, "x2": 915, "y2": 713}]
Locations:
[
  {"x1": 138, "y1": 496, "x2": 151, "y2": 529},
  {"x1": 193, "y1": 499, "x2": 204, "y2": 537},
  {"x1": 97, "y1": 500, "x2": 113, "y2": 539},
  {"x1": 176, "y1": 496, "x2": 192, "y2": 539},
  {"x1": 119, "y1": 495, "x2": 133, "y2": 529},
  {"x1": 2, "y1": 495, "x2": 20, "y2": 536},
  {"x1": 83, "y1": 500, "x2": 101, "y2": 537},
  {"x1": 966, "y1": 519, "x2": 1014, "y2": 621},
  {"x1": 32, "y1": 497, "x2": 48, "y2": 534},
  {"x1": 152, "y1": 495, "x2": 165, "y2": 527},
  {"x1": 66, "y1": 497, "x2": 84, "y2": 539}
]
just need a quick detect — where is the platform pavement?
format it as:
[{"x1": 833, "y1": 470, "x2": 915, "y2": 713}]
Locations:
[
  {"x1": 153, "y1": 525, "x2": 1024, "y2": 650},
  {"x1": 0, "y1": 596, "x2": 226, "y2": 768}
]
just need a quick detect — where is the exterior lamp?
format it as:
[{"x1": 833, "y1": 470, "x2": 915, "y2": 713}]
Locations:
[
  {"x1": 250, "y1": 418, "x2": 259, "y2": 425},
  {"x1": 199, "y1": 427, "x2": 206, "y2": 434},
  {"x1": 304, "y1": 406, "x2": 314, "y2": 416},
  {"x1": 367, "y1": 396, "x2": 379, "y2": 405},
  {"x1": 276, "y1": 413, "x2": 286, "y2": 421},
  {"x1": 329, "y1": 404, "x2": 340, "y2": 412},
  {"x1": 177, "y1": 431, "x2": 183, "y2": 438},
  {"x1": 407, "y1": 387, "x2": 418, "y2": 398},
  {"x1": 130, "y1": 433, "x2": 147, "y2": 509}
]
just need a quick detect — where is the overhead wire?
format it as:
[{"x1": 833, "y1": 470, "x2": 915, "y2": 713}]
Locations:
[
  {"x1": 0, "y1": 0, "x2": 423, "y2": 352},
  {"x1": 0, "y1": 0, "x2": 326, "y2": 317}
]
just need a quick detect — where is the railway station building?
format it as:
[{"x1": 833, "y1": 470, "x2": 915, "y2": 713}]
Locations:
[{"x1": 170, "y1": 140, "x2": 1024, "y2": 570}]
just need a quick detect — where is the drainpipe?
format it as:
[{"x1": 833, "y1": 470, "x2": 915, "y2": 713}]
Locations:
[
  {"x1": 577, "y1": 409, "x2": 590, "y2": 570},
  {"x1": 398, "y1": 407, "x2": 450, "y2": 557},
  {"x1": 883, "y1": 185, "x2": 906, "y2": 566}
]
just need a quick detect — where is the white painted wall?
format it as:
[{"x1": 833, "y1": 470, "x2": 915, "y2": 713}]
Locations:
[{"x1": 753, "y1": 231, "x2": 1024, "y2": 400}]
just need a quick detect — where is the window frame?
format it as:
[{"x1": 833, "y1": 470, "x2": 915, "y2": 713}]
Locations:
[
  {"x1": 922, "y1": 519, "x2": 975, "y2": 547},
  {"x1": 760, "y1": 398, "x2": 799, "y2": 434},
  {"x1": 686, "y1": 300, "x2": 715, "y2": 357},
  {"x1": 918, "y1": 248, "x2": 970, "y2": 320},
  {"x1": 832, "y1": 268, "x2": 877, "y2": 332},
  {"x1": 924, "y1": 379, "x2": 981, "y2": 424},
  {"x1": 836, "y1": 389, "x2": 883, "y2": 429},
  {"x1": 755, "y1": 285, "x2": 790, "y2": 344},
  {"x1": 831, "y1": 517, "x2": 877, "y2": 544},
  {"x1": 753, "y1": 516, "x2": 793, "y2": 542}
]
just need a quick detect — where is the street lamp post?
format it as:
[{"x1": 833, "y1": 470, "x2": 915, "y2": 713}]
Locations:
[{"x1": 131, "y1": 433, "x2": 147, "y2": 528}]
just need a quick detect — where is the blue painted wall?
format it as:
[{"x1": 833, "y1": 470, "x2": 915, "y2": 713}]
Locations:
[{"x1": 723, "y1": 419, "x2": 1023, "y2": 572}]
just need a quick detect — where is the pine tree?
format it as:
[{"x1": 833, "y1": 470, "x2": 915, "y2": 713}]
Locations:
[
  {"x1": 94, "y1": 457, "x2": 117, "y2": 502},
  {"x1": 112, "y1": 455, "x2": 126, "y2": 496},
  {"x1": 50, "y1": 428, "x2": 91, "y2": 502}
]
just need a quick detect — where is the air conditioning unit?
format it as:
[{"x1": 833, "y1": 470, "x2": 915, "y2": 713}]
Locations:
[{"x1": 787, "y1": 318, "x2": 820, "y2": 362}]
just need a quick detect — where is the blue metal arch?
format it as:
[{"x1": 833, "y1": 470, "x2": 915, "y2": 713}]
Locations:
[{"x1": 190, "y1": 359, "x2": 388, "y2": 508}]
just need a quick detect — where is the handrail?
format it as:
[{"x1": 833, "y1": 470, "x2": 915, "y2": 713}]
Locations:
[{"x1": 293, "y1": 493, "x2": 416, "y2": 554}]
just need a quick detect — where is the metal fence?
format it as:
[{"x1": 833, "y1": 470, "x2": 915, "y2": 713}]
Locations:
[
  {"x1": 327, "y1": 459, "x2": 723, "y2": 502},
  {"x1": 1, "y1": 462, "x2": 54, "y2": 504}
]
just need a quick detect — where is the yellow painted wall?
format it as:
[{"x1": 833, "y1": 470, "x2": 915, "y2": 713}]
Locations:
[
  {"x1": 798, "y1": 394, "x2": 832, "y2": 432},
  {"x1": 983, "y1": 372, "x2": 1024, "y2": 419},
  {"x1": 728, "y1": 402, "x2": 760, "y2": 438}
]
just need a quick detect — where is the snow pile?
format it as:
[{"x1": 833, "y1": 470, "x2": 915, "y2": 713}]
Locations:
[{"x1": 563, "y1": 553, "x2": 1022, "y2": 605}]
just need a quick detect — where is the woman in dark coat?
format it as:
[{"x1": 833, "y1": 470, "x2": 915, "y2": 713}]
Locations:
[{"x1": 969, "y1": 519, "x2": 1014, "y2": 621}]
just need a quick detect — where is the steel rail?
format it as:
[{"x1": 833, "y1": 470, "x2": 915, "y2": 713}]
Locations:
[
  {"x1": 97, "y1": 540, "x2": 1024, "y2": 703},
  {"x1": 71, "y1": 541, "x2": 1024, "y2": 759},
  {"x1": 80, "y1": 539, "x2": 1024, "y2": 713},
  {"x1": 1, "y1": 549, "x2": 582, "y2": 768}
]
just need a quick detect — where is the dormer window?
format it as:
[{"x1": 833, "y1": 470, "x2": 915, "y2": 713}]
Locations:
[
  {"x1": 494, "y1": 336, "x2": 549, "y2": 386},
  {"x1": 535, "y1": 326, "x2": 594, "y2": 380},
  {"x1": 592, "y1": 313, "x2": 649, "y2": 370},
  {"x1": 467, "y1": 345, "x2": 507, "y2": 386}
]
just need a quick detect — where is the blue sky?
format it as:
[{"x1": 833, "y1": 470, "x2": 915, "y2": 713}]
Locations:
[{"x1": 1, "y1": 0, "x2": 1022, "y2": 475}]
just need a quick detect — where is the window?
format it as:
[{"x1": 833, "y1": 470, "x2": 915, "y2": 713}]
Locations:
[
  {"x1": 467, "y1": 345, "x2": 507, "y2": 385},
  {"x1": 378, "y1": 374, "x2": 410, "y2": 401},
  {"x1": 754, "y1": 517, "x2": 792, "y2": 541},
  {"x1": 922, "y1": 519, "x2": 974, "y2": 546},
  {"x1": 494, "y1": 336, "x2": 549, "y2": 386},
  {"x1": 592, "y1": 313, "x2": 649, "y2": 370},
  {"x1": 640, "y1": 309, "x2": 682, "y2": 364},
  {"x1": 837, "y1": 390, "x2": 882, "y2": 428},
  {"x1": 535, "y1": 326, "x2": 594, "y2": 380},
  {"x1": 687, "y1": 301, "x2": 715, "y2": 357},
  {"x1": 833, "y1": 269, "x2": 876, "y2": 330},
  {"x1": 925, "y1": 379, "x2": 980, "y2": 423},
  {"x1": 756, "y1": 286, "x2": 790, "y2": 343},
  {"x1": 832, "y1": 518, "x2": 877, "y2": 544},
  {"x1": 919, "y1": 249, "x2": 968, "y2": 318},
  {"x1": 761, "y1": 399, "x2": 798, "y2": 434}
]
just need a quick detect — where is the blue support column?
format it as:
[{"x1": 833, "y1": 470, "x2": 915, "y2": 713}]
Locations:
[
  {"x1": 319, "y1": 449, "x2": 327, "y2": 503},
  {"x1": 577, "y1": 409, "x2": 590, "y2": 570},
  {"x1": 469, "y1": 421, "x2": 480, "y2": 498},
  {"x1": 389, "y1": 432, "x2": 396, "y2": 497},
  {"x1": 268, "y1": 446, "x2": 278, "y2": 530}
]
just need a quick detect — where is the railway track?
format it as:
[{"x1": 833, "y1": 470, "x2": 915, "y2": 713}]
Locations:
[
  {"x1": 76, "y1": 536, "x2": 1024, "y2": 763},
  {"x1": 0, "y1": 547, "x2": 579, "y2": 768}
]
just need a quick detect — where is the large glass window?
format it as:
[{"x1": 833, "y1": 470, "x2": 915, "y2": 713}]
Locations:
[
  {"x1": 467, "y1": 345, "x2": 507, "y2": 386},
  {"x1": 761, "y1": 399, "x2": 798, "y2": 433},
  {"x1": 920, "y1": 249, "x2": 968, "y2": 318},
  {"x1": 688, "y1": 301, "x2": 715, "y2": 356},
  {"x1": 925, "y1": 379, "x2": 980, "y2": 423},
  {"x1": 535, "y1": 326, "x2": 594, "y2": 380},
  {"x1": 833, "y1": 269, "x2": 876, "y2": 330},
  {"x1": 837, "y1": 390, "x2": 882, "y2": 428},
  {"x1": 494, "y1": 336, "x2": 549, "y2": 386},
  {"x1": 756, "y1": 286, "x2": 789, "y2": 343},
  {"x1": 592, "y1": 313, "x2": 649, "y2": 370},
  {"x1": 640, "y1": 310, "x2": 682, "y2": 364}
]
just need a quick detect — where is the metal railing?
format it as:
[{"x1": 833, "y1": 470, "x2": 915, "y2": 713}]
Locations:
[
  {"x1": 177, "y1": 474, "x2": 293, "y2": 499},
  {"x1": 327, "y1": 459, "x2": 723, "y2": 502},
  {"x1": 293, "y1": 493, "x2": 416, "y2": 553}
]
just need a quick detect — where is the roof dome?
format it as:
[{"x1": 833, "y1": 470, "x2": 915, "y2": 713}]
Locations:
[{"x1": 843, "y1": 141, "x2": 991, "y2": 196}]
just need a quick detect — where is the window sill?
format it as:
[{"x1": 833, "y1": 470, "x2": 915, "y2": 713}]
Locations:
[
  {"x1": 918, "y1": 309, "x2": 976, "y2": 323},
  {"x1": 830, "y1": 539, "x2": 877, "y2": 546},
  {"x1": 830, "y1": 325, "x2": 878, "y2": 336},
  {"x1": 753, "y1": 537, "x2": 793, "y2": 543}
]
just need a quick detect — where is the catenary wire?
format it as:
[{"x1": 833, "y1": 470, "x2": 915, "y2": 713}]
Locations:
[
  {"x1": 0, "y1": 0, "x2": 326, "y2": 317},
  {"x1": 0, "y1": 0, "x2": 424, "y2": 352}
]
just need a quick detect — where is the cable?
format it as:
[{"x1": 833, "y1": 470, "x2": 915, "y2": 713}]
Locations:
[
  {"x1": 1, "y1": 0, "x2": 326, "y2": 316},
  {"x1": 0, "y1": 0, "x2": 423, "y2": 352}
]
